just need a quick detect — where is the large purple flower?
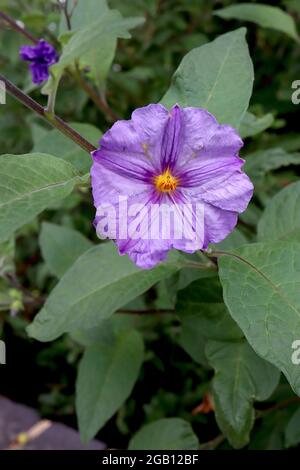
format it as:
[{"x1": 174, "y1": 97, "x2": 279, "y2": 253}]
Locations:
[
  {"x1": 20, "y1": 39, "x2": 58, "y2": 84},
  {"x1": 91, "y1": 104, "x2": 253, "y2": 269}
]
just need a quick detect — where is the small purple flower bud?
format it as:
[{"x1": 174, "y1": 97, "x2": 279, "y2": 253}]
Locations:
[{"x1": 20, "y1": 39, "x2": 59, "y2": 85}]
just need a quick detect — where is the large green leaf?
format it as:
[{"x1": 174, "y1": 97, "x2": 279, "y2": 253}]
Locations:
[
  {"x1": 59, "y1": 0, "x2": 116, "y2": 86},
  {"x1": 128, "y1": 418, "x2": 199, "y2": 450},
  {"x1": 52, "y1": 8, "x2": 144, "y2": 87},
  {"x1": 206, "y1": 339, "x2": 280, "y2": 448},
  {"x1": 258, "y1": 182, "x2": 300, "y2": 242},
  {"x1": 76, "y1": 329, "x2": 144, "y2": 442},
  {"x1": 250, "y1": 410, "x2": 290, "y2": 450},
  {"x1": 212, "y1": 228, "x2": 248, "y2": 251},
  {"x1": 60, "y1": 0, "x2": 109, "y2": 32},
  {"x1": 177, "y1": 278, "x2": 242, "y2": 353},
  {"x1": 218, "y1": 242, "x2": 300, "y2": 396},
  {"x1": 39, "y1": 222, "x2": 93, "y2": 278},
  {"x1": 177, "y1": 278, "x2": 242, "y2": 366},
  {"x1": 239, "y1": 111, "x2": 274, "y2": 139},
  {"x1": 244, "y1": 148, "x2": 300, "y2": 180},
  {"x1": 27, "y1": 243, "x2": 185, "y2": 342},
  {"x1": 0, "y1": 154, "x2": 80, "y2": 242},
  {"x1": 214, "y1": 3, "x2": 299, "y2": 42},
  {"x1": 33, "y1": 123, "x2": 101, "y2": 174},
  {"x1": 0, "y1": 238, "x2": 15, "y2": 276},
  {"x1": 161, "y1": 28, "x2": 254, "y2": 128}
]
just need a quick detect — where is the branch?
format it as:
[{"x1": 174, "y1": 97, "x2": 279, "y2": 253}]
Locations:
[
  {"x1": 1, "y1": 10, "x2": 119, "y2": 122},
  {"x1": 73, "y1": 65, "x2": 119, "y2": 122},
  {"x1": 117, "y1": 308, "x2": 174, "y2": 315},
  {"x1": 256, "y1": 396, "x2": 300, "y2": 419},
  {"x1": 60, "y1": 0, "x2": 72, "y2": 31},
  {"x1": 0, "y1": 73, "x2": 96, "y2": 154},
  {"x1": 199, "y1": 434, "x2": 225, "y2": 451},
  {"x1": 0, "y1": 11, "x2": 38, "y2": 44}
]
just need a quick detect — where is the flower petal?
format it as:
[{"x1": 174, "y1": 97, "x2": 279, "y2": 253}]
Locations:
[
  {"x1": 117, "y1": 192, "x2": 205, "y2": 268},
  {"x1": 100, "y1": 104, "x2": 169, "y2": 171},
  {"x1": 30, "y1": 63, "x2": 49, "y2": 84},
  {"x1": 174, "y1": 108, "x2": 243, "y2": 171},
  {"x1": 161, "y1": 104, "x2": 183, "y2": 171},
  {"x1": 92, "y1": 147, "x2": 155, "y2": 183},
  {"x1": 91, "y1": 159, "x2": 153, "y2": 209},
  {"x1": 20, "y1": 44, "x2": 38, "y2": 61},
  {"x1": 181, "y1": 165, "x2": 253, "y2": 213},
  {"x1": 202, "y1": 203, "x2": 238, "y2": 248},
  {"x1": 179, "y1": 156, "x2": 243, "y2": 187}
]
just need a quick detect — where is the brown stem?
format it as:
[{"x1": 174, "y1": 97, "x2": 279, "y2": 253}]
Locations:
[
  {"x1": 0, "y1": 73, "x2": 96, "y2": 154},
  {"x1": 199, "y1": 434, "x2": 225, "y2": 450},
  {"x1": 1, "y1": 9, "x2": 119, "y2": 123},
  {"x1": 0, "y1": 11, "x2": 38, "y2": 44},
  {"x1": 61, "y1": 0, "x2": 72, "y2": 31},
  {"x1": 117, "y1": 309, "x2": 174, "y2": 315},
  {"x1": 74, "y1": 65, "x2": 119, "y2": 122},
  {"x1": 256, "y1": 396, "x2": 300, "y2": 419}
]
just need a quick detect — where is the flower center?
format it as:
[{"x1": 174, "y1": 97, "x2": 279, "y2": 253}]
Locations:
[{"x1": 154, "y1": 169, "x2": 179, "y2": 193}]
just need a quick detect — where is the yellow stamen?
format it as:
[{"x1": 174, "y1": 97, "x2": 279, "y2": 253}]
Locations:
[{"x1": 154, "y1": 169, "x2": 179, "y2": 193}]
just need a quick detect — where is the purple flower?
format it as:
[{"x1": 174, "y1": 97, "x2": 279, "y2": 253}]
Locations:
[
  {"x1": 20, "y1": 39, "x2": 58, "y2": 84},
  {"x1": 91, "y1": 104, "x2": 253, "y2": 269}
]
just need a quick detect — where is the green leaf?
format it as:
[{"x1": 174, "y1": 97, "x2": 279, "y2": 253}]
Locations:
[
  {"x1": 27, "y1": 243, "x2": 185, "y2": 342},
  {"x1": 60, "y1": 0, "x2": 110, "y2": 33},
  {"x1": 52, "y1": 9, "x2": 144, "y2": 86},
  {"x1": 39, "y1": 222, "x2": 93, "y2": 278},
  {"x1": 178, "y1": 278, "x2": 242, "y2": 339},
  {"x1": 250, "y1": 410, "x2": 290, "y2": 450},
  {"x1": 71, "y1": 313, "x2": 149, "y2": 347},
  {"x1": 239, "y1": 111, "x2": 274, "y2": 139},
  {"x1": 33, "y1": 123, "x2": 101, "y2": 174},
  {"x1": 284, "y1": 407, "x2": 300, "y2": 447},
  {"x1": 258, "y1": 182, "x2": 300, "y2": 242},
  {"x1": 177, "y1": 278, "x2": 242, "y2": 366},
  {"x1": 244, "y1": 148, "x2": 300, "y2": 180},
  {"x1": 0, "y1": 154, "x2": 80, "y2": 242},
  {"x1": 212, "y1": 228, "x2": 248, "y2": 251},
  {"x1": 214, "y1": 3, "x2": 299, "y2": 42},
  {"x1": 206, "y1": 339, "x2": 280, "y2": 448},
  {"x1": 0, "y1": 238, "x2": 15, "y2": 276},
  {"x1": 128, "y1": 418, "x2": 199, "y2": 450},
  {"x1": 161, "y1": 28, "x2": 254, "y2": 128},
  {"x1": 218, "y1": 242, "x2": 300, "y2": 396},
  {"x1": 76, "y1": 329, "x2": 144, "y2": 442},
  {"x1": 59, "y1": 1, "x2": 124, "y2": 87}
]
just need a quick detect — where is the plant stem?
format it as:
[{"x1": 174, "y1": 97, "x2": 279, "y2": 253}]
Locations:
[
  {"x1": 199, "y1": 434, "x2": 225, "y2": 450},
  {"x1": 117, "y1": 308, "x2": 174, "y2": 315},
  {"x1": 0, "y1": 11, "x2": 38, "y2": 44},
  {"x1": 256, "y1": 396, "x2": 300, "y2": 419},
  {"x1": 1, "y1": 9, "x2": 118, "y2": 122},
  {"x1": 0, "y1": 73, "x2": 96, "y2": 154},
  {"x1": 183, "y1": 261, "x2": 218, "y2": 271},
  {"x1": 73, "y1": 65, "x2": 119, "y2": 122},
  {"x1": 62, "y1": 0, "x2": 72, "y2": 31},
  {"x1": 45, "y1": 74, "x2": 60, "y2": 115}
]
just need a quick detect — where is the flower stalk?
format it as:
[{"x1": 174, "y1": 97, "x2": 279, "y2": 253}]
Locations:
[
  {"x1": 0, "y1": 73, "x2": 96, "y2": 154},
  {"x1": 0, "y1": 11, "x2": 38, "y2": 44}
]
